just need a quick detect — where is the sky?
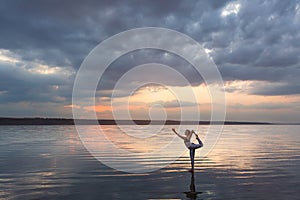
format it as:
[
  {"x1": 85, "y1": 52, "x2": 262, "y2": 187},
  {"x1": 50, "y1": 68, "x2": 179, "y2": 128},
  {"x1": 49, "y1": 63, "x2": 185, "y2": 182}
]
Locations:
[{"x1": 0, "y1": 0, "x2": 300, "y2": 123}]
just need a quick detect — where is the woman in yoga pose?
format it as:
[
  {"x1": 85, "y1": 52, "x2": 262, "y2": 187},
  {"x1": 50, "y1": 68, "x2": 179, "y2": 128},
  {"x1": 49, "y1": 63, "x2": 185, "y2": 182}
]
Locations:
[{"x1": 172, "y1": 128, "x2": 203, "y2": 172}]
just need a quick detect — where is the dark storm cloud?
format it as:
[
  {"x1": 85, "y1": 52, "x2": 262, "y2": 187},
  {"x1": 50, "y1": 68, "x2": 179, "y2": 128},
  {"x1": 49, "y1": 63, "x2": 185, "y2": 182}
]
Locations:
[
  {"x1": 0, "y1": 0, "x2": 300, "y2": 109},
  {"x1": 0, "y1": 0, "x2": 230, "y2": 68},
  {"x1": 0, "y1": 60, "x2": 74, "y2": 103},
  {"x1": 97, "y1": 49, "x2": 204, "y2": 93}
]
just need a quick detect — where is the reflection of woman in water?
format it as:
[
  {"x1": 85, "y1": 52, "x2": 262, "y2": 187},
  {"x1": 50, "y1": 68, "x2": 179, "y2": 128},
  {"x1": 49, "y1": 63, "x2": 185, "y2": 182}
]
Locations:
[
  {"x1": 172, "y1": 128, "x2": 203, "y2": 172},
  {"x1": 184, "y1": 171, "x2": 202, "y2": 199}
]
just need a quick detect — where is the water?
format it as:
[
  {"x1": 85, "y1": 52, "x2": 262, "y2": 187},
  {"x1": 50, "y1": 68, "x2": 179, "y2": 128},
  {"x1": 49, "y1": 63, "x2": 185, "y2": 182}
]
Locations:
[{"x1": 0, "y1": 125, "x2": 299, "y2": 199}]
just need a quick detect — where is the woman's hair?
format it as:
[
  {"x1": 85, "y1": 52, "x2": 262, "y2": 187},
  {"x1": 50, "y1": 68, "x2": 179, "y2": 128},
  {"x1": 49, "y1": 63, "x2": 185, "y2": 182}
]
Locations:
[{"x1": 185, "y1": 129, "x2": 190, "y2": 136}]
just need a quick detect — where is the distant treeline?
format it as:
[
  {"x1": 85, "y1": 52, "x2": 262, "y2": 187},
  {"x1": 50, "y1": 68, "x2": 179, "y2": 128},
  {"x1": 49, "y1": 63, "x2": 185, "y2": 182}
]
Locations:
[{"x1": 0, "y1": 117, "x2": 273, "y2": 125}]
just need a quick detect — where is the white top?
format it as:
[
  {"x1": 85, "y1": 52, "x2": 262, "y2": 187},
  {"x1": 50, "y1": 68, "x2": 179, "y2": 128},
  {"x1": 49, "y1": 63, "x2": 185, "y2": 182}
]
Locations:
[{"x1": 174, "y1": 130, "x2": 193, "y2": 148}]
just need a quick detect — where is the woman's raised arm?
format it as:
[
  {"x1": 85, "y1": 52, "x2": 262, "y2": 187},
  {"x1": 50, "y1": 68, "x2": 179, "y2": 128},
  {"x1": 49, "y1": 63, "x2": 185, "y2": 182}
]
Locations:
[{"x1": 172, "y1": 128, "x2": 185, "y2": 140}]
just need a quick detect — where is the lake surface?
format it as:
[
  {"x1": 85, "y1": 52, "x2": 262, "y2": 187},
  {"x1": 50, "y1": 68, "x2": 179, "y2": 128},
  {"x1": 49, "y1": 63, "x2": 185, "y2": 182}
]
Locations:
[{"x1": 0, "y1": 125, "x2": 299, "y2": 199}]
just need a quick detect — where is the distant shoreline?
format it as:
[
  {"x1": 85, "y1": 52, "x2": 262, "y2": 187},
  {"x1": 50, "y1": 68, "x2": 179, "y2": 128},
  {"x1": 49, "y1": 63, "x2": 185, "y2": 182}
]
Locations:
[{"x1": 0, "y1": 117, "x2": 298, "y2": 125}]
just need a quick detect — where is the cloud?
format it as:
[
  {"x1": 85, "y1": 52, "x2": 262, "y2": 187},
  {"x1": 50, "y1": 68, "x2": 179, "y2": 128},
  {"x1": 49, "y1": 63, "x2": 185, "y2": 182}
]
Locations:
[
  {"x1": 0, "y1": 50, "x2": 75, "y2": 103},
  {"x1": 97, "y1": 49, "x2": 204, "y2": 93},
  {"x1": 0, "y1": 101, "x2": 73, "y2": 118},
  {"x1": 0, "y1": 0, "x2": 300, "y2": 120},
  {"x1": 229, "y1": 102, "x2": 300, "y2": 110},
  {"x1": 1, "y1": 1, "x2": 299, "y2": 75},
  {"x1": 251, "y1": 82, "x2": 300, "y2": 96},
  {"x1": 149, "y1": 100, "x2": 199, "y2": 108}
]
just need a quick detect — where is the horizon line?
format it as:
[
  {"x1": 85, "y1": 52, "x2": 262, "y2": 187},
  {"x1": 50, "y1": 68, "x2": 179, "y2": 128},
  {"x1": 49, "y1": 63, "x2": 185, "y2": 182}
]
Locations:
[{"x1": 0, "y1": 117, "x2": 299, "y2": 125}]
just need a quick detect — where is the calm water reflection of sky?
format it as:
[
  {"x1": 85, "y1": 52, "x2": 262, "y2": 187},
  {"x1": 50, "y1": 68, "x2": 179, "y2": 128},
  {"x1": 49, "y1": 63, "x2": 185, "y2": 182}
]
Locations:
[{"x1": 0, "y1": 125, "x2": 299, "y2": 199}]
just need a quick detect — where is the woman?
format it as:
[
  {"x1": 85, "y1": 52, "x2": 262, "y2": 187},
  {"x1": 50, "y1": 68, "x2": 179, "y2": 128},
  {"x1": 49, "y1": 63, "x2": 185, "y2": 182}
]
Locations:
[{"x1": 172, "y1": 128, "x2": 203, "y2": 172}]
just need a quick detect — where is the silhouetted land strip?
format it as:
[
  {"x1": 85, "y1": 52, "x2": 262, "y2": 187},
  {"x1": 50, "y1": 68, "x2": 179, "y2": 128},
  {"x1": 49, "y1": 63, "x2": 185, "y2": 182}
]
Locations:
[{"x1": 0, "y1": 117, "x2": 286, "y2": 125}]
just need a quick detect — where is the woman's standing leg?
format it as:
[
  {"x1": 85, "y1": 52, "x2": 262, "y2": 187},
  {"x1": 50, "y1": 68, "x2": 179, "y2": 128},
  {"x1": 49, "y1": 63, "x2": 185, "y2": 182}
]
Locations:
[{"x1": 189, "y1": 148, "x2": 195, "y2": 171}]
